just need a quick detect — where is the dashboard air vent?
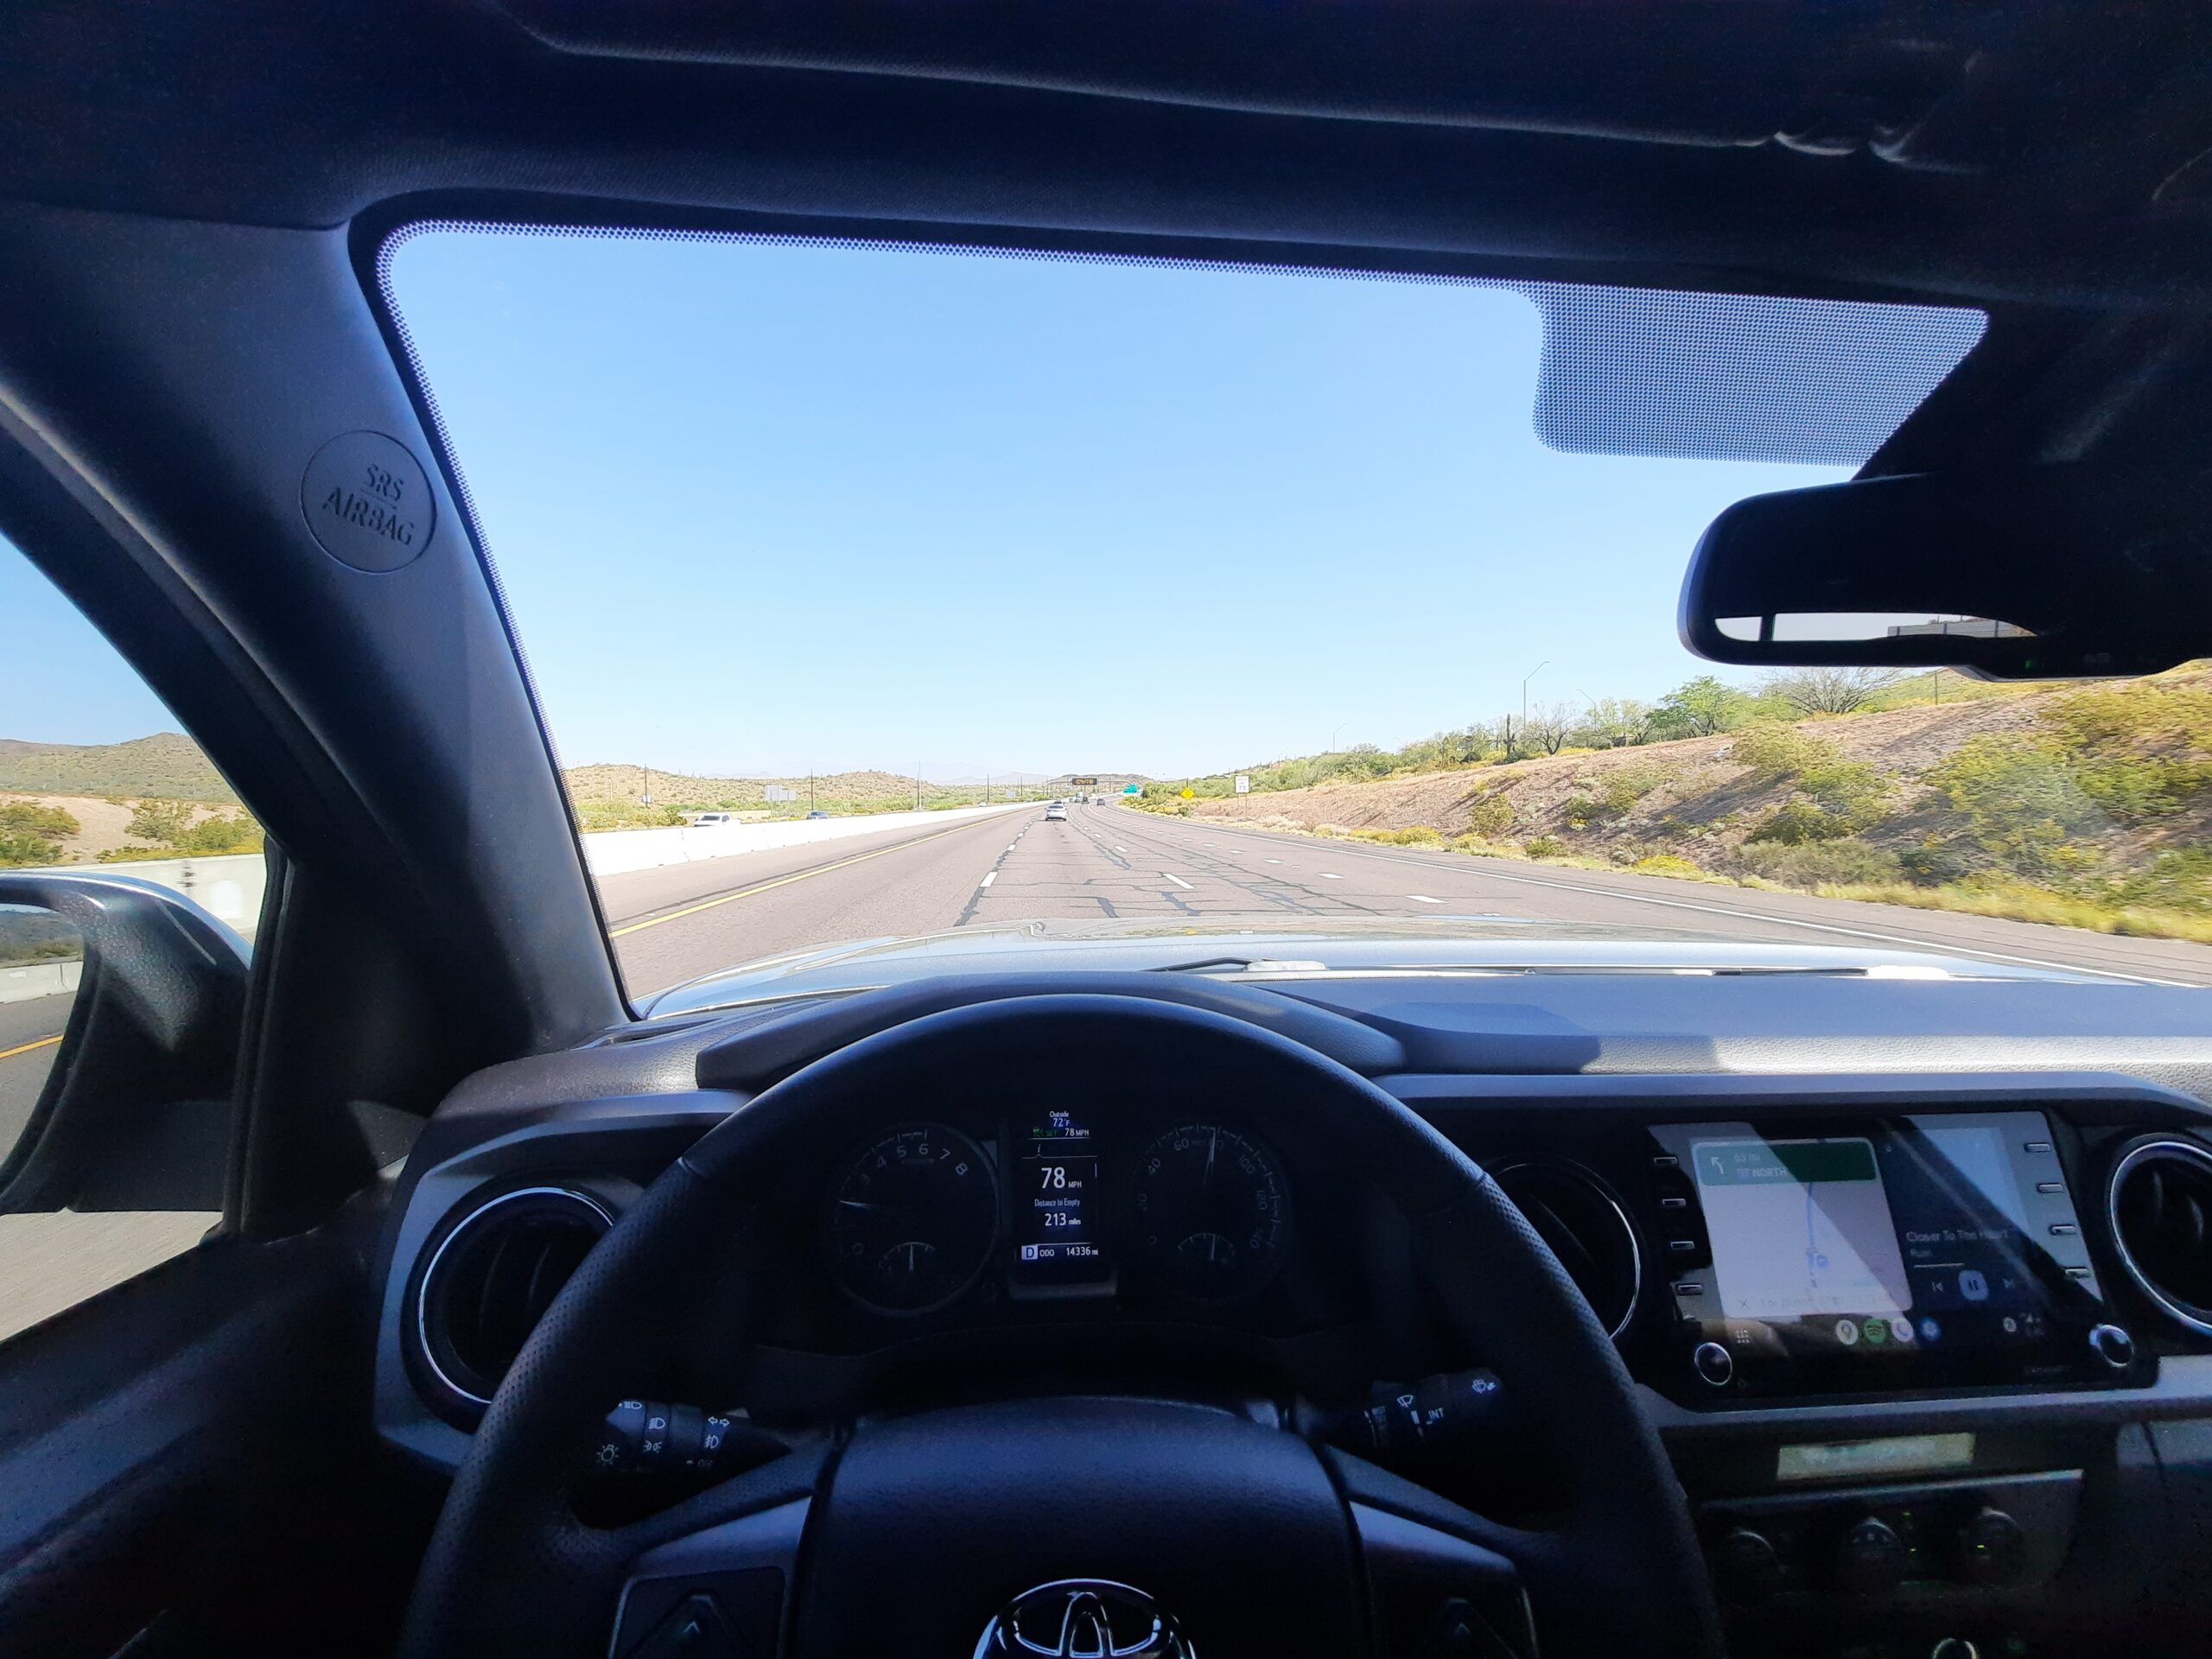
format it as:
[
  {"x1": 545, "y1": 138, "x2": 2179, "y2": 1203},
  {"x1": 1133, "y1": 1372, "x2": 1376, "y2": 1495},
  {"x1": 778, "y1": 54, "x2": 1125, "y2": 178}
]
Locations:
[
  {"x1": 1492, "y1": 1162, "x2": 1643, "y2": 1340},
  {"x1": 417, "y1": 1186, "x2": 613, "y2": 1405},
  {"x1": 2110, "y1": 1139, "x2": 2212, "y2": 1336}
]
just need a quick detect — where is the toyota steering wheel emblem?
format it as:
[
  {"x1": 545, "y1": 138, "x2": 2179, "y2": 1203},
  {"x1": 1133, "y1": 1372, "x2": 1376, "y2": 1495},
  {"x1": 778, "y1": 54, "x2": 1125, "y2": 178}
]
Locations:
[{"x1": 974, "y1": 1580, "x2": 1191, "y2": 1658}]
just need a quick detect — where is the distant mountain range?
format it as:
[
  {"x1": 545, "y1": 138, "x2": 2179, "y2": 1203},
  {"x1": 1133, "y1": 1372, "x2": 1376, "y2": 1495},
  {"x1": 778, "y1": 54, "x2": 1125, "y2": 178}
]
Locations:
[
  {"x1": 0, "y1": 736, "x2": 1147, "y2": 811},
  {"x1": 0, "y1": 733, "x2": 238, "y2": 802}
]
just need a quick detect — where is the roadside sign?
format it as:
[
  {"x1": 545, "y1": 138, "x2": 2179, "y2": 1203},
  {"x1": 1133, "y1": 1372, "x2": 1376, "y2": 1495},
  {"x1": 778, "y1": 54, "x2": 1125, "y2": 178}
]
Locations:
[
  {"x1": 763, "y1": 784, "x2": 798, "y2": 803},
  {"x1": 1070, "y1": 776, "x2": 1100, "y2": 787},
  {"x1": 1122, "y1": 784, "x2": 1140, "y2": 795},
  {"x1": 1235, "y1": 774, "x2": 1250, "y2": 794},
  {"x1": 1180, "y1": 787, "x2": 1194, "y2": 798}
]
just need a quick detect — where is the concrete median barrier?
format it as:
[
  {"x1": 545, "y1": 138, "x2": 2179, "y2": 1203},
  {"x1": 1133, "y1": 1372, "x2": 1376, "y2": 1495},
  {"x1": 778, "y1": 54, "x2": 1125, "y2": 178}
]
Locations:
[{"x1": 15, "y1": 804, "x2": 1033, "y2": 940}]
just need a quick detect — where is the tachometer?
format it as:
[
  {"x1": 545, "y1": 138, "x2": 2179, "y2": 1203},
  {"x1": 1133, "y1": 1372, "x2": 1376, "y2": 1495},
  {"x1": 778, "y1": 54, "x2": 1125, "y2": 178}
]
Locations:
[
  {"x1": 826, "y1": 1124, "x2": 998, "y2": 1314},
  {"x1": 1134, "y1": 1123, "x2": 1290, "y2": 1300}
]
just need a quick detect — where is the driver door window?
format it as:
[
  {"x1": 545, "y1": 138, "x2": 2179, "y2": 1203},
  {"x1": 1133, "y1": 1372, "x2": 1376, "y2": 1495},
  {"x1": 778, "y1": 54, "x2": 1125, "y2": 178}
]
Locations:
[{"x1": 0, "y1": 534, "x2": 257, "y2": 1341}]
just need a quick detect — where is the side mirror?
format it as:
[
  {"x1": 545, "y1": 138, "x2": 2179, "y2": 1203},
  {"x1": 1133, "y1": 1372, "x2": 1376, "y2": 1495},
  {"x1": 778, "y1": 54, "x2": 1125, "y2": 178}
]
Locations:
[
  {"x1": 0, "y1": 872, "x2": 248, "y2": 1213},
  {"x1": 1680, "y1": 464, "x2": 2212, "y2": 679}
]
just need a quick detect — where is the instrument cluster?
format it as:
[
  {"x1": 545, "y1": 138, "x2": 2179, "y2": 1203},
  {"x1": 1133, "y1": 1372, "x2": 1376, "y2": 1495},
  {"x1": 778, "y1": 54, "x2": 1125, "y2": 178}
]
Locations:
[{"x1": 821, "y1": 1108, "x2": 1294, "y2": 1318}]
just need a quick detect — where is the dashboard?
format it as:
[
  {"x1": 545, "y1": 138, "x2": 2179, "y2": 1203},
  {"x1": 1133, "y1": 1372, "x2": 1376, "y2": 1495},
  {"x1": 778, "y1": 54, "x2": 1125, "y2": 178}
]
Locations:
[{"x1": 370, "y1": 972, "x2": 2212, "y2": 1656}]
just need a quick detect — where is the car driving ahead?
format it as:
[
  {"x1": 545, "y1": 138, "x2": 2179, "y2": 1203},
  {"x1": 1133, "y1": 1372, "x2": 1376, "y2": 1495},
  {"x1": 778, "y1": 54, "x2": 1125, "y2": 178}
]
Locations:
[{"x1": 5, "y1": 7, "x2": 2212, "y2": 1659}]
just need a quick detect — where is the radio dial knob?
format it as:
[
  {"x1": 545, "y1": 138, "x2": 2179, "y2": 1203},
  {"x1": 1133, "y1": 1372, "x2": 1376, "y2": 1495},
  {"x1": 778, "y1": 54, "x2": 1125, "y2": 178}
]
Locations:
[
  {"x1": 1834, "y1": 1516, "x2": 1909, "y2": 1597},
  {"x1": 1954, "y1": 1507, "x2": 2026, "y2": 1586}
]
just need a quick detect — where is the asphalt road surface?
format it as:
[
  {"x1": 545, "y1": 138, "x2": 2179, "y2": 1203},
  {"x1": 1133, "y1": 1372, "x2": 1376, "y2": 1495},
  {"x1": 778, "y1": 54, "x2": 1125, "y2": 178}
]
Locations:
[
  {"x1": 605, "y1": 804, "x2": 2212, "y2": 998},
  {"x1": 0, "y1": 990, "x2": 71, "y2": 1155}
]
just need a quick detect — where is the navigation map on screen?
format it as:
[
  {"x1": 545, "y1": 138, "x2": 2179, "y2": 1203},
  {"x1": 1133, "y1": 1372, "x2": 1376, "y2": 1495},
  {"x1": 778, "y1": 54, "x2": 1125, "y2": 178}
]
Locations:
[{"x1": 1694, "y1": 1136, "x2": 1912, "y2": 1321}]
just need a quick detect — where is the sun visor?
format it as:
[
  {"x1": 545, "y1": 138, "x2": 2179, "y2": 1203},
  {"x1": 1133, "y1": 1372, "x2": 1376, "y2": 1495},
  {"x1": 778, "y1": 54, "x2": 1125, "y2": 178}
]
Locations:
[{"x1": 1520, "y1": 284, "x2": 1986, "y2": 467}]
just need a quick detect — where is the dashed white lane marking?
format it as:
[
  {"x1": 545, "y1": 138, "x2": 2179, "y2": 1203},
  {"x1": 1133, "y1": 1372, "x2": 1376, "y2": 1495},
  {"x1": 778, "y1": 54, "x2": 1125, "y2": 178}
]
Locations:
[
  {"x1": 978, "y1": 871, "x2": 997, "y2": 888},
  {"x1": 1264, "y1": 858, "x2": 1281, "y2": 864},
  {"x1": 1113, "y1": 845, "x2": 1128, "y2": 854},
  {"x1": 1319, "y1": 872, "x2": 1341, "y2": 880},
  {"x1": 1408, "y1": 894, "x2": 1440, "y2": 905},
  {"x1": 1163, "y1": 873, "x2": 1194, "y2": 890}
]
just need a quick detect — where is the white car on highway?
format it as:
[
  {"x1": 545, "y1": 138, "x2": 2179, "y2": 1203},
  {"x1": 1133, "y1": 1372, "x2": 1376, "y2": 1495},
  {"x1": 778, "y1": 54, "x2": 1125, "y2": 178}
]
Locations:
[{"x1": 1044, "y1": 800, "x2": 1067, "y2": 821}]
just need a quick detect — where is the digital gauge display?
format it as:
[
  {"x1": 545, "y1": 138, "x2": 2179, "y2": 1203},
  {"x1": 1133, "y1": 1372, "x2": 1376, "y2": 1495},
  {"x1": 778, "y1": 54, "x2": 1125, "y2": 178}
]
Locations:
[{"x1": 1011, "y1": 1108, "x2": 1114, "y2": 1295}]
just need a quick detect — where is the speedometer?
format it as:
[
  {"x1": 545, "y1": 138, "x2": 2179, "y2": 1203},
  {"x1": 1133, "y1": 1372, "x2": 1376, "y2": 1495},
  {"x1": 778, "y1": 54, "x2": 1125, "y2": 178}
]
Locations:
[
  {"x1": 826, "y1": 1124, "x2": 998, "y2": 1315},
  {"x1": 1133, "y1": 1123, "x2": 1290, "y2": 1300}
]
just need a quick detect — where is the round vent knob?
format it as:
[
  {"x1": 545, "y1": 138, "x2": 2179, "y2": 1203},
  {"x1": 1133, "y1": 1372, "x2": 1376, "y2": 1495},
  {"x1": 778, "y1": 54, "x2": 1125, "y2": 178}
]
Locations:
[
  {"x1": 416, "y1": 1186, "x2": 613, "y2": 1406},
  {"x1": 1492, "y1": 1161, "x2": 1643, "y2": 1340},
  {"x1": 2110, "y1": 1138, "x2": 2212, "y2": 1336}
]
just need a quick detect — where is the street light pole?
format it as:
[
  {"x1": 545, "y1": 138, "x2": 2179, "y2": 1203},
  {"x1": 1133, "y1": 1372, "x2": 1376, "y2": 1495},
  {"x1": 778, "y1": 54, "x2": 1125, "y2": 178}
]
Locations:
[{"x1": 1521, "y1": 661, "x2": 1549, "y2": 729}]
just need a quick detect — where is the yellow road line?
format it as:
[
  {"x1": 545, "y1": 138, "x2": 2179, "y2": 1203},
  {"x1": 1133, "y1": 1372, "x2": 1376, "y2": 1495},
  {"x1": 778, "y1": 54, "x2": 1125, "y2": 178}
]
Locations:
[
  {"x1": 607, "y1": 819, "x2": 994, "y2": 938},
  {"x1": 0, "y1": 1034, "x2": 62, "y2": 1062}
]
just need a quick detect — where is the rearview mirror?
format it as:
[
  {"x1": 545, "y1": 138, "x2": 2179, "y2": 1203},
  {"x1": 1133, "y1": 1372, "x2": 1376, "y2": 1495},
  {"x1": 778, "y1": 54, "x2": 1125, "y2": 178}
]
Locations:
[{"x1": 1680, "y1": 464, "x2": 2212, "y2": 678}]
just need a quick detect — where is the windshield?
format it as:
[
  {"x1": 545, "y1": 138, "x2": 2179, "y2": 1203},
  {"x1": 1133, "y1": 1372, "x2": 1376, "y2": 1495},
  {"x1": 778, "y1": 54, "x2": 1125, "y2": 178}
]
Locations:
[{"x1": 372, "y1": 230, "x2": 2212, "y2": 1003}]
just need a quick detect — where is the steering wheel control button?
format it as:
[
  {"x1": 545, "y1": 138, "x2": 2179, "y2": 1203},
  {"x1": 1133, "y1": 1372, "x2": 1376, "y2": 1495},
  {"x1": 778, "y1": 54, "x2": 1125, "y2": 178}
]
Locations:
[
  {"x1": 1692, "y1": 1341, "x2": 1735, "y2": 1388},
  {"x1": 1711, "y1": 1528, "x2": 1783, "y2": 1605},
  {"x1": 299, "y1": 429, "x2": 437, "y2": 572},
  {"x1": 1835, "y1": 1517, "x2": 1910, "y2": 1597},
  {"x1": 629, "y1": 1592, "x2": 741, "y2": 1658},
  {"x1": 2088, "y1": 1324, "x2": 2136, "y2": 1370},
  {"x1": 976, "y1": 1579, "x2": 1189, "y2": 1659}
]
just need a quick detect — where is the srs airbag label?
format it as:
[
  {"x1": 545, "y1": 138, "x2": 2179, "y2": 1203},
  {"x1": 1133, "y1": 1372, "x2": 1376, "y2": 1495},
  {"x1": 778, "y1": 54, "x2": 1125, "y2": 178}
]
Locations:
[{"x1": 301, "y1": 430, "x2": 436, "y2": 571}]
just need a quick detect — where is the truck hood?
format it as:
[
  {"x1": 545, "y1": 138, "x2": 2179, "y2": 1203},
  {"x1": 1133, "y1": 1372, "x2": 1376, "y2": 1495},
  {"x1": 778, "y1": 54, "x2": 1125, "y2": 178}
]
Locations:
[{"x1": 639, "y1": 915, "x2": 2075, "y2": 1018}]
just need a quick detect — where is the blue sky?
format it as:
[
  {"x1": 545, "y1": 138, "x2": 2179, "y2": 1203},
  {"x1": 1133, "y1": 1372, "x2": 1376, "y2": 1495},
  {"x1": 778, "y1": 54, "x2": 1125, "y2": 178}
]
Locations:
[
  {"x1": 3, "y1": 544, "x2": 176, "y2": 742},
  {"x1": 6, "y1": 235, "x2": 1859, "y2": 777}
]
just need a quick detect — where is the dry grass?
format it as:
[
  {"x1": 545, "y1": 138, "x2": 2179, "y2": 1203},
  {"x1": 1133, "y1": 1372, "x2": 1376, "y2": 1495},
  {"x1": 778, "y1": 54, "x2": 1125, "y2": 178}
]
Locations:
[{"x1": 1815, "y1": 881, "x2": 2212, "y2": 945}]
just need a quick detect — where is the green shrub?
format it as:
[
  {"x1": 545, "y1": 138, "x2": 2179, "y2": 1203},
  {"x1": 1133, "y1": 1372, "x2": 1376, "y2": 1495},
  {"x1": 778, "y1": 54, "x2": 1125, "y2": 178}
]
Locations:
[
  {"x1": 1735, "y1": 840, "x2": 1906, "y2": 888},
  {"x1": 1562, "y1": 793, "x2": 1605, "y2": 829},
  {"x1": 1562, "y1": 766, "x2": 1666, "y2": 829},
  {"x1": 1632, "y1": 854, "x2": 1704, "y2": 878},
  {"x1": 0, "y1": 830, "x2": 61, "y2": 867},
  {"x1": 0, "y1": 801, "x2": 79, "y2": 867},
  {"x1": 1730, "y1": 721, "x2": 1827, "y2": 779},
  {"x1": 1462, "y1": 793, "x2": 1516, "y2": 836},
  {"x1": 99, "y1": 798, "x2": 264, "y2": 859},
  {"x1": 2102, "y1": 849, "x2": 2212, "y2": 915},
  {"x1": 1746, "y1": 801, "x2": 1858, "y2": 843},
  {"x1": 1524, "y1": 835, "x2": 1568, "y2": 859},
  {"x1": 575, "y1": 799, "x2": 687, "y2": 831},
  {"x1": 1922, "y1": 735, "x2": 2103, "y2": 876},
  {"x1": 1351, "y1": 825, "x2": 1445, "y2": 846}
]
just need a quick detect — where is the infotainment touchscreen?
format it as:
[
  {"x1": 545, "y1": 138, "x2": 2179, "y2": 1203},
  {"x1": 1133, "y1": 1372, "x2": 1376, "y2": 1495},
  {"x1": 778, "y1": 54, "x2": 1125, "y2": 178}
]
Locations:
[
  {"x1": 1691, "y1": 1135, "x2": 1912, "y2": 1326},
  {"x1": 1649, "y1": 1111, "x2": 2113, "y2": 1395}
]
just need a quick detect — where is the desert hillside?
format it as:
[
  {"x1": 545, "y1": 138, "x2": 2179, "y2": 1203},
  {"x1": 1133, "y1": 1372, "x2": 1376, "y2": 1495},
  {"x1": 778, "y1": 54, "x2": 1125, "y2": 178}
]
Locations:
[{"x1": 1151, "y1": 671, "x2": 2212, "y2": 941}]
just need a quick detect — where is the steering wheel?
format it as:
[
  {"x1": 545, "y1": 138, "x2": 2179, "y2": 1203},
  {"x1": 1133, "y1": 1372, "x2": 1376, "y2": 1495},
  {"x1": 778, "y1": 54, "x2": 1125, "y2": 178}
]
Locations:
[{"x1": 397, "y1": 995, "x2": 1721, "y2": 1658}]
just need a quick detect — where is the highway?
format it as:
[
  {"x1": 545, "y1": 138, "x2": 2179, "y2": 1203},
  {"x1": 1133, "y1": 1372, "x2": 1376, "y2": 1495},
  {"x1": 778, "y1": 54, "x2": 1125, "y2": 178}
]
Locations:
[
  {"x1": 0, "y1": 992, "x2": 70, "y2": 1155},
  {"x1": 604, "y1": 803, "x2": 2212, "y2": 997}
]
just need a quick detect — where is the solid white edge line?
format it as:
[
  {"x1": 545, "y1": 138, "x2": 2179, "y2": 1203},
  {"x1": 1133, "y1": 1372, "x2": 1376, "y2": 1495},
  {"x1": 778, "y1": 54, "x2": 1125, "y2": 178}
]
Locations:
[{"x1": 1211, "y1": 825, "x2": 2184, "y2": 988}]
